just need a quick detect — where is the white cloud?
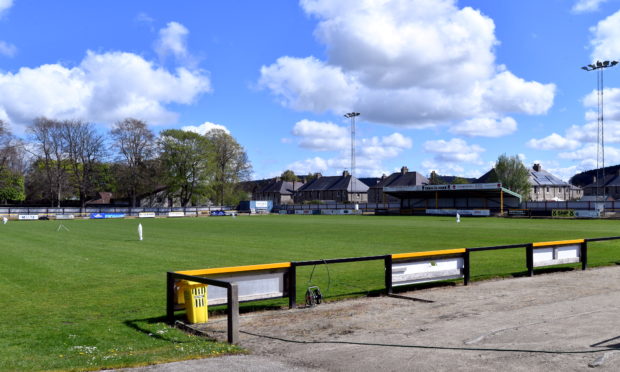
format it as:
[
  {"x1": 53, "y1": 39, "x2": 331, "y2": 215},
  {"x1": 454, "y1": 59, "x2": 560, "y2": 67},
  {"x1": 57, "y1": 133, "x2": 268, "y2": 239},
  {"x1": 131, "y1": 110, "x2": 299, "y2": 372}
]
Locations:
[
  {"x1": 0, "y1": 0, "x2": 12, "y2": 17},
  {"x1": 572, "y1": 0, "x2": 608, "y2": 13},
  {"x1": 292, "y1": 119, "x2": 348, "y2": 151},
  {"x1": 259, "y1": 57, "x2": 356, "y2": 113},
  {"x1": 589, "y1": 10, "x2": 620, "y2": 60},
  {"x1": 559, "y1": 143, "x2": 620, "y2": 169},
  {"x1": 182, "y1": 121, "x2": 229, "y2": 135},
  {"x1": 155, "y1": 21, "x2": 190, "y2": 61},
  {"x1": 546, "y1": 165, "x2": 580, "y2": 182},
  {"x1": 259, "y1": 0, "x2": 555, "y2": 130},
  {"x1": 288, "y1": 119, "x2": 413, "y2": 176},
  {"x1": 451, "y1": 116, "x2": 517, "y2": 137},
  {"x1": 0, "y1": 41, "x2": 16, "y2": 57},
  {"x1": 526, "y1": 133, "x2": 581, "y2": 150},
  {"x1": 0, "y1": 50, "x2": 211, "y2": 127},
  {"x1": 423, "y1": 138, "x2": 485, "y2": 164},
  {"x1": 287, "y1": 157, "x2": 330, "y2": 175}
]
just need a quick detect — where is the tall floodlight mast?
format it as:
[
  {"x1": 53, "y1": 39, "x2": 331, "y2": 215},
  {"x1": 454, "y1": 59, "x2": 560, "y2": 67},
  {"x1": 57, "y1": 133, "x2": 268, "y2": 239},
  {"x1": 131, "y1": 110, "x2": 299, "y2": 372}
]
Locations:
[
  {"x1": 581, "y1": 60, "x2": 618, "y2": 209},
  {"x1": 344, "y1": 112, "x2": 360, "y2": 202}
]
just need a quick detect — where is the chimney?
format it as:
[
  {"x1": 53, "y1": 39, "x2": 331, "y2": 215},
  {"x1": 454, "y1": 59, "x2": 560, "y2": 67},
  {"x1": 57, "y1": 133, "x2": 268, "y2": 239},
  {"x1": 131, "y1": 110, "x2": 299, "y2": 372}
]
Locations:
[
  {"x1": 343, "y1": 170, "x2": 350, "y2": 177},
  {"x1": 401, "y1": 166, "x2": 408, "y2": 175},
  {"x1": 533, "y1": 163, "x2": 541, "y2": 172}
]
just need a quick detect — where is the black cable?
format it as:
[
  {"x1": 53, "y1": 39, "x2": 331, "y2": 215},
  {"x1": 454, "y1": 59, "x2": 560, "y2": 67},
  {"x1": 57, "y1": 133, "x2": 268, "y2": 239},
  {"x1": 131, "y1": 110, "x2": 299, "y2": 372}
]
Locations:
[{"x1": 240, "y1": 330, "x2": 615, "y2": 355}]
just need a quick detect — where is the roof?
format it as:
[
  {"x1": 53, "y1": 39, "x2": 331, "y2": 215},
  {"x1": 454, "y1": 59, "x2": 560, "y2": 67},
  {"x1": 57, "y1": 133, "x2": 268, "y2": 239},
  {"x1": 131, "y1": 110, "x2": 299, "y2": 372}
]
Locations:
[
  {"x1": 583, "y1": 173, "x2": 620, "y2": 188},
  {"x1": 298, "y1": 175, "x2": 369, "y2": 193},
  {"x1": 477, "y1": 166, "x2": 573, "y2": 188},
  {"x1": 257, "y1": 180, "x2": 304, "y2": 195},
  {"x1": 371, "y1": 171, "x2": 429, "y2": 189},
  {"x1": 384, "y1": 183, "x2": 522, "y2": 202},
  {"x1": 358, "y1": 177, "x2": 381, "y2": 187},
  {"x1": 529, "y1": 169, "x2": 569, "y2": 187}
]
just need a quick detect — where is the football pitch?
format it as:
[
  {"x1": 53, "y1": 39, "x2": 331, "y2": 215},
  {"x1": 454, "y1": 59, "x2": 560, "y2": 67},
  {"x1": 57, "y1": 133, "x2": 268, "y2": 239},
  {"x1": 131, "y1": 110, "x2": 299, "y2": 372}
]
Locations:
[{"x1": 2, "y1": 215, "x2": 620, "y2": 371}]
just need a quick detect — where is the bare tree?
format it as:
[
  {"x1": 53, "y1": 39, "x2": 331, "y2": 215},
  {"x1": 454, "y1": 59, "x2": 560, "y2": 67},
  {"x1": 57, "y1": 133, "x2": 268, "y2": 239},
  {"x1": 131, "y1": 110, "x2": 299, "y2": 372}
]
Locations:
[
  {"x1": 61, "y1": 120, "x2": 108, "y2": 208},
  {"x1": 110, "y1": 118, "x2": 156, "y2": 207},
  {"x1": 28, "y1": 118, "x2": 70, "y2": 206}
]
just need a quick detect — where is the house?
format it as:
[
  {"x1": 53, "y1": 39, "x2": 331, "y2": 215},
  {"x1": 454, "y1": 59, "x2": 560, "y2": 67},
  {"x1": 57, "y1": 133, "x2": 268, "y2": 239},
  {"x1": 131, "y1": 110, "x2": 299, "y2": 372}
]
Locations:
[
  {"x1": 294, "y1": 171, "x2": 369, "y2": 203},
  {"x1": 368, "y1": 166, "x2": 429, "y2": 203},
  {"x1": 477, "y1": 163, "x2": 582, "y2": 201},
  {"x1": 252, "y1": 178, "x2": 304, "y2": 205},
  {"x1": 582, "y1": 169, "x2": 620, "y2": 199},
  {"x1": 529, "y1": 164, "x2": 582, "y2": 201}
]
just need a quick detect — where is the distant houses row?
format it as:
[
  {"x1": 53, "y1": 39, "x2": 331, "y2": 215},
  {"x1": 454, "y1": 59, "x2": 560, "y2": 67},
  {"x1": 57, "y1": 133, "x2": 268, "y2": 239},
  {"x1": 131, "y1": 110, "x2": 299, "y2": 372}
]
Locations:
[{"x1": 248, "y1": 164, "x2": 589, "y2": 206}]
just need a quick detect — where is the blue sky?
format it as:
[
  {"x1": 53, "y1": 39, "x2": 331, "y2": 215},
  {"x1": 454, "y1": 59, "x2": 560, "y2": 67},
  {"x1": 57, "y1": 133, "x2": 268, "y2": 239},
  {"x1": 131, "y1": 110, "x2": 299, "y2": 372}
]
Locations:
[{"x1": 1, "y1": 0, "x2": 620, "y2": 181}]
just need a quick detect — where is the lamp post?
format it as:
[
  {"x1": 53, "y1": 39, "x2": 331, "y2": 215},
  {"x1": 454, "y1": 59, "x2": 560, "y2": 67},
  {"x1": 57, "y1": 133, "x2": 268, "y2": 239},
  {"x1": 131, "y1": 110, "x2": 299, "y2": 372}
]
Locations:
[
  {"x1": 581, "y1": 60, "x2": 618, "y2": 208},
  {"x1": 344, "y1": 112, "x2": 360, "y2": 204}
]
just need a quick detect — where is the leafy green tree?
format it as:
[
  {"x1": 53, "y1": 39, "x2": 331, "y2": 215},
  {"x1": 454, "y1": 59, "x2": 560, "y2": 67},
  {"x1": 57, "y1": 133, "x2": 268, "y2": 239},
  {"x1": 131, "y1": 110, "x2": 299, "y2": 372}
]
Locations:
[
  {"x1": 0, "y1": 168, "x2": 25, "y2": 203},
  {"x1": 205, "y1": 129, "x2": 252, "y2": 206},
  {"x1": 429, "y1": 171, "x2": 445, "y2": 185},
  {"x1": 305, "y1": 173, "x2": 321, "y2": 183},
  {"x1": 159, "y1": 129, "x2": 211, "y2": 206},
  {"x1": 280, "y1": 169, "x2": 299, "y2": 182},
  {"x1": 452, "y1": 177, "x2": 469, "y2": 184},
  {"x1": 110, "y1": 118, "x2": 156, "y2": 207},
  {"x1": 493, "y1": 154, "x2": 531, "y2": 197}
]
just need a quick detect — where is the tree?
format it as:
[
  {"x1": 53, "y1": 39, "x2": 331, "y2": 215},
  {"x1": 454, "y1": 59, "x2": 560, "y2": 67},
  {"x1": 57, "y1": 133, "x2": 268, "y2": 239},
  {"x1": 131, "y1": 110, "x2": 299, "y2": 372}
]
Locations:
[
  {"x1": 159, "y1": 129, "x2": 211, "y2": 206},
  {"x1": 61, "y1": 120, "x2": 108, "y2": 208},
  {"x1": 0, "y1": 121, "x2": 26, "y2": 203},
  {"x1": 205, "y1": 129, "x2": 252, "y2": 206},
  {"x1": 305, "y1": 172, "x2": 321, "y2": 183},
  {"x1": 452, "y1": 177, "x2": 469, "y2": 184},
  {"x1": 29, "y1": 118, "x2": 71, "y2": 206},
  {"x1": 429, "y1": 171, "x2": 445, "y2": 185},
  {"x1": 110, "y1": 118, "x2": 156, "y2": 207},
  {"x1": 280, "y1": 169, "x2": 299, "y2": 182},
  {"x1": 493, "y1": 154, "x2": 531, "y2": 197},
  {"x1": 0, "y1": 168, "x2": 25, "y2": 203}
]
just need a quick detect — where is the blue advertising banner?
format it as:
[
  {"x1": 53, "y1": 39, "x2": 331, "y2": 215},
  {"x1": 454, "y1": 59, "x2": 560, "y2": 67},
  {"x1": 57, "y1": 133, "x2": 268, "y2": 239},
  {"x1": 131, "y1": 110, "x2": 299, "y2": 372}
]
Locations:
[{"x1": 89, "y1": 213, "x2": 126, "y2": 219}]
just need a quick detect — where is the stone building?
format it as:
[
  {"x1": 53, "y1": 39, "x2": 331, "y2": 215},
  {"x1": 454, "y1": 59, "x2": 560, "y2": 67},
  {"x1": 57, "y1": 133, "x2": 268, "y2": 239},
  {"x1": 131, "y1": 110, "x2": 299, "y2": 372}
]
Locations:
[
  {"x1": 252, "y1": 179, "x2": 304, "y2": 205},
  {"x1": 368, "y1": 166, "x2": 429, "y2": 203},
  {"x1": 295, "y1": 171, "x2": 368, "y2": 203}
]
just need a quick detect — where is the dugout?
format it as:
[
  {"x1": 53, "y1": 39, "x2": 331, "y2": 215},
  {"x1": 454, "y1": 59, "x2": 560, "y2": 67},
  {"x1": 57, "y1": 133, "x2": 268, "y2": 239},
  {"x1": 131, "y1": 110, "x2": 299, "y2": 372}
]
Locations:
[{"x1": 383, "y1": 183, "x2": 522, "y2": 215}]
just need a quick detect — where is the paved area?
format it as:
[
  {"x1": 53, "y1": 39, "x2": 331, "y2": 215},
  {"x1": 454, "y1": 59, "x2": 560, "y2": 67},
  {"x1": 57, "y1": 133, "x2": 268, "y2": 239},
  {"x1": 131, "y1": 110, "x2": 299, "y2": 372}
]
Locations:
[{"x1": 118, "y1": 266, "x2": 620, "y2": 371}]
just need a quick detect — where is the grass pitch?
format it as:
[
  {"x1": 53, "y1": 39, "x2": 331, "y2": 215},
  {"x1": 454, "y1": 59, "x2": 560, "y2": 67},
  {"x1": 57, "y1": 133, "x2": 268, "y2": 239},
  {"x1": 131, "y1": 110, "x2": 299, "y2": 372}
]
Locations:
[{"x1": 2, "y1": 215, "x2": 620, "y2": 370}]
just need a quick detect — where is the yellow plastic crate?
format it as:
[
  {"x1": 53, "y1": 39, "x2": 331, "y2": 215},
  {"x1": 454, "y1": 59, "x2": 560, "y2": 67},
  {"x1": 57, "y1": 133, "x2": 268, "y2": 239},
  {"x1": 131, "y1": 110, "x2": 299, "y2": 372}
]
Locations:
[{"x1": 184, "y1": 281, "x2": 208, "y2": 323}]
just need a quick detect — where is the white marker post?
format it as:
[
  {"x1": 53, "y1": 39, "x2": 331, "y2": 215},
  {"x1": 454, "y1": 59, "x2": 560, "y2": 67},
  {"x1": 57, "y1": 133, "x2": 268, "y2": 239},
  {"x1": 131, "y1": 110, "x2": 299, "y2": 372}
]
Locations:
[
  {"x1": 456, "y1": 213, "x2": 460, "y2": 223},
  {"x1": 2, "y1": 216, "x2": 7, "y2": 224},
  {"x1": 138, "y1": 223, "x2": 143, "y2": 241}
]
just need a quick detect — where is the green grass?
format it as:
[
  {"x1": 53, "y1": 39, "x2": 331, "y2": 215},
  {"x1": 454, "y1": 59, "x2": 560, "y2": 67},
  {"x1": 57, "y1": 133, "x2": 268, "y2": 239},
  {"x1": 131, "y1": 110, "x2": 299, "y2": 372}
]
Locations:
[{"x1": 1, "y1": 215, "x2": 620, "y2": 370}]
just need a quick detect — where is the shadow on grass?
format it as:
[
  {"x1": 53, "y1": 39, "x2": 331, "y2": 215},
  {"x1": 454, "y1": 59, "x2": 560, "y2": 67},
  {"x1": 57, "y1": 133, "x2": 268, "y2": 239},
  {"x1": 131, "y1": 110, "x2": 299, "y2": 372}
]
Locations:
[{"x1": 124, "y1": 316, "x2": 199, "y2": 343}]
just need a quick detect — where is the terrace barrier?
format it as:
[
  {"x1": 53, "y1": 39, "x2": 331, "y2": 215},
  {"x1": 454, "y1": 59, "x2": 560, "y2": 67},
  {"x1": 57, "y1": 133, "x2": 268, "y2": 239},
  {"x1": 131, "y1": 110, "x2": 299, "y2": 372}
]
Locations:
[{"x1": 167, "y1": 235, "x2": 620, "y2": 343}]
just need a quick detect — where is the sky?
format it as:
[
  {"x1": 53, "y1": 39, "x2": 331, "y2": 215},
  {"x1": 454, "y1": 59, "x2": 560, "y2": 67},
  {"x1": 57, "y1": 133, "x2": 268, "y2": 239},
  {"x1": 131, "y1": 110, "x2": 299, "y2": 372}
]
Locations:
[{"x1": 1, "y1": 0, "x2": 620, "y2": 182}]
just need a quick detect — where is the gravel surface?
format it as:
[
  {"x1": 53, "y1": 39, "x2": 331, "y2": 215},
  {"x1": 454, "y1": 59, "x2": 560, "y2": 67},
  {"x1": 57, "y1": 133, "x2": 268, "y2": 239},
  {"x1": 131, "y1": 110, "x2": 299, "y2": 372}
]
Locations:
[{"x1": 117, "y1": 266, "x2": 620, "y2": 371}]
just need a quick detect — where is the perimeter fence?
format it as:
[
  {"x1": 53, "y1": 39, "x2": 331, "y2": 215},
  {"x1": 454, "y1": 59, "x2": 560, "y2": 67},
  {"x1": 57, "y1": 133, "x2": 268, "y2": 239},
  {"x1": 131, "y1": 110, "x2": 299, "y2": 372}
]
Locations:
[{"x1": 167, "y1": 235, "x2": 620, "y2": 344}]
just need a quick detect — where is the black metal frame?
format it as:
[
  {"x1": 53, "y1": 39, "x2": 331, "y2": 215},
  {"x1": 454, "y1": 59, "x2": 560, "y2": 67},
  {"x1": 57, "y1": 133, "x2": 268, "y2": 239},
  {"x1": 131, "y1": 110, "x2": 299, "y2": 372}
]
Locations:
[
  {"x1": 166, "y1": 272, "x2": 239, "y2": 344},
  {"x1": 167, "y1": 235, "x2": 620, "y2": 344}
]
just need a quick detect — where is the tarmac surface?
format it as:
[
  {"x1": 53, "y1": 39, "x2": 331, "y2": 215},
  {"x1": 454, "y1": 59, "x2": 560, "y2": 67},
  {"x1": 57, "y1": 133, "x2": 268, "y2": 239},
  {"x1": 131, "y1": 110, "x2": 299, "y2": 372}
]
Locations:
[{"x1": 117, "y1": 265, "x2": 620, "y2": 371}]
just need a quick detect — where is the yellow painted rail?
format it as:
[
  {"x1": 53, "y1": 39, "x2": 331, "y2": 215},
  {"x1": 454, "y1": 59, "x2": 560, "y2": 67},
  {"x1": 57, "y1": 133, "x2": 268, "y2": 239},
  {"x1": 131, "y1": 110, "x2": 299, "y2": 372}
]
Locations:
[
  {"x1": 392, "y1": 248, "x2": 466, "y2": 260},
  {"x1": 532, "y1": 239, "x2": 584, "y2": 248}
]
